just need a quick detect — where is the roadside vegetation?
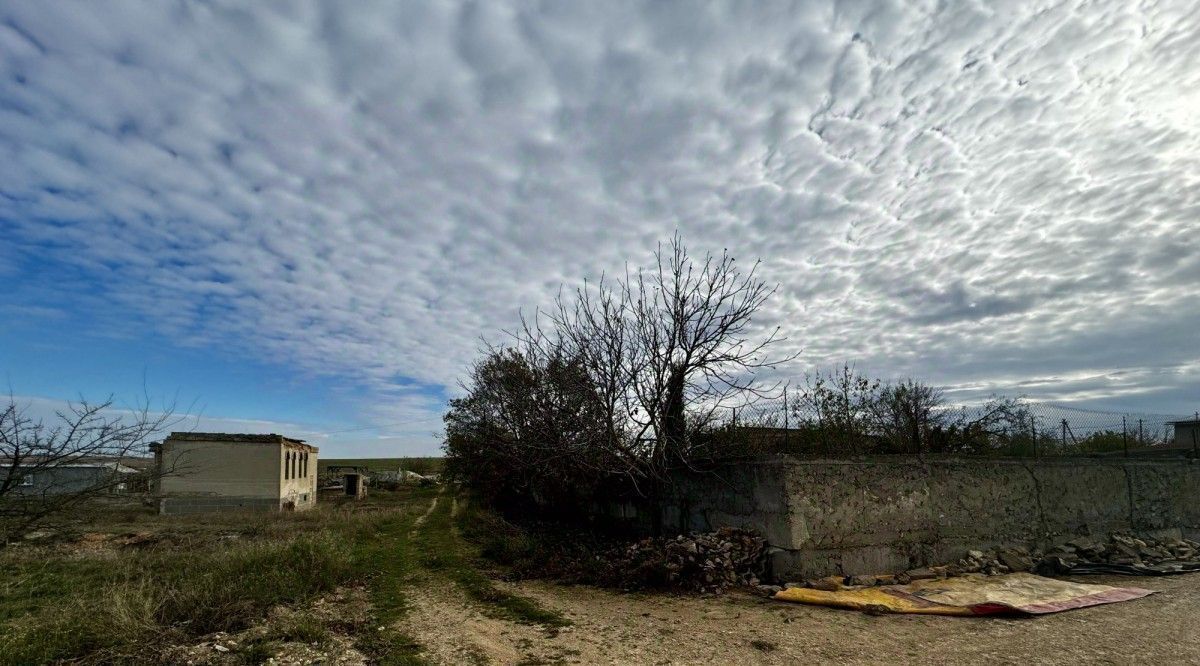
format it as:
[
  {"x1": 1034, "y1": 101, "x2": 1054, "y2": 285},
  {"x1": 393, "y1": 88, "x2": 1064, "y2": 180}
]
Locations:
[
  {"x1": 444, "y1": 234, "x2": 794, "y2": 527},
  {"x1": 0, "y1": 486, "x2": 563, "y2": 665}
]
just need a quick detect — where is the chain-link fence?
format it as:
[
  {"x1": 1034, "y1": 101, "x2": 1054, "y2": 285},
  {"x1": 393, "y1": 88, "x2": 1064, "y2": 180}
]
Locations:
[{"x1": 712, "y1": 395, "x2": 1199, "y2": 458}]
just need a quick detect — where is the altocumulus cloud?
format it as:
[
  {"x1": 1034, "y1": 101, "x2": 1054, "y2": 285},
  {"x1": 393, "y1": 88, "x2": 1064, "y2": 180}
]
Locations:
[{"x1": 2, "y1": 0, "x2": 1199, "y2": 444}]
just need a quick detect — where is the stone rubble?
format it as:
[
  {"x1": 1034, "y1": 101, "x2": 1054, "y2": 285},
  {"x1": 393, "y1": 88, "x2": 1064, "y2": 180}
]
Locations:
[
  {"x1": 953, "y1": 534, "x2": 1200, "y2": 577},
  {"x1": 761, "y1": 533, "x2": 1200, "y2": 595},
  {"x1": 609, "y1": 528, "x2": 768, "y2": 593}
]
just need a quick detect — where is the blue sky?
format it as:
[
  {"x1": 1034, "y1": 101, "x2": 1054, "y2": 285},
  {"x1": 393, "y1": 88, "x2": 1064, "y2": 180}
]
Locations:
[{"x1": 2, "y1": 1, "x2": 1199, "y2": 456}]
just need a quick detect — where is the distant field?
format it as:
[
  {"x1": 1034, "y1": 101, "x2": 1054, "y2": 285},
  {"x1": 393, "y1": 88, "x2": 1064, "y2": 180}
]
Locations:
[{"x1": 318, "y1": 457, "x2": 444, "y2": 475}]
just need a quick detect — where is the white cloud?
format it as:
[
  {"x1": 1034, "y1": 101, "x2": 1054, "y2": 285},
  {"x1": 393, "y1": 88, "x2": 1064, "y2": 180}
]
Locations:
[{"x1": 3, "y1": 1, "x2": 1199, "y2": 452}]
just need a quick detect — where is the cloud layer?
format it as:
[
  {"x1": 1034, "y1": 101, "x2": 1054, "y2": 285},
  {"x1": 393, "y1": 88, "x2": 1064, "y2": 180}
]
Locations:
[{"x1": 3, "y1": 1, "x2": 1198, "y2": 448}]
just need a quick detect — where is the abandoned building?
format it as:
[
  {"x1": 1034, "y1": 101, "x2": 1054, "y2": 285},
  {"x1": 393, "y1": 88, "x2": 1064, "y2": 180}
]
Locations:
[
  {"x1": 151, "y1": 432, "x2": 318, "y2": 515},
  {"x1": 1, "y1": 458, "x2": 141, "y2": 496},
  {"x1": 1170, "y1": 419, "x2": 1200, "y2": 448}
]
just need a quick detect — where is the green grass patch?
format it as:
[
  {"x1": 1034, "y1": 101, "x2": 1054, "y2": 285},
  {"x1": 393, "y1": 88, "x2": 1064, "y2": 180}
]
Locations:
[
  {"x1": 412, "y1": 496, "x2": 569, "y2": 629},
  {"x1": 0, "y1": 489, "x2": 434, "y2": 666},
  {"x1": 0, "y1": 534, "x2": 354, "y2": 665},
  {"x1": 346, "y1": 491, "x2": 432, "y2": 666},
  {"x1": 0, "y1": 486, "x2": 563, "y2": 665}
]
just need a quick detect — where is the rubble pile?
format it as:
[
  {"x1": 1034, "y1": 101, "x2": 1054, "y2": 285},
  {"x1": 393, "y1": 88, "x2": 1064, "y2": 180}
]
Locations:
[
  {"x1": 773, "y1": 533, "x2": 1200, "y2": 595},
  {"x1": 605, "y1": 528, "x2": 768, "y2": 593},
  {"x1": 954, "y1": 534, "x2": 1200, "y2": 576}
]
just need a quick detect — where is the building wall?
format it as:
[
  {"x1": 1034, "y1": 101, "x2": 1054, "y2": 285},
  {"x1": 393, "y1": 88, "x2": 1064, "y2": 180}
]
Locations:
[
  {"x1": 669, "y1": 456, "x2": 1200, "y2": 581},
  {"x1": 1175, "y1": 423, "x2": 1200, "y2": 448},
  {"x1": 6, "y1": 466, "x2": 129, "y2": 496},
  {"x1": 279, "y1": 445, "x2": 317, "y2": 510},
  {"x1": 158, "y1": 439, "x2": 280, "y2": 499}
]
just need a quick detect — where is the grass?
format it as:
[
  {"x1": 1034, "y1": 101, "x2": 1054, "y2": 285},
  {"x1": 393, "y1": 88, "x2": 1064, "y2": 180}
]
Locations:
[
  {"x1": 0, "y1": 485, "x2": 565, "y2": 665},
  {"x1": 347, "y1": 496, "x2": 426, "y2": 665},
  {"x1": 429, "y1": 497, "x2": 569, "y2": 628},
  {"x1": 0, "y1": 491, "x2": 431, "y2": 665},
  {"x1": 1, "y1": 534, "x2": 355, "y2": 664}
]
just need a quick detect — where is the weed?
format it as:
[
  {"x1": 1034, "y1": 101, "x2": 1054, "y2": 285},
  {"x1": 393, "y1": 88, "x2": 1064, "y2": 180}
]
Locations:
[{"x1": 267, "y1": 615, "x2": 332, "y2": 645}]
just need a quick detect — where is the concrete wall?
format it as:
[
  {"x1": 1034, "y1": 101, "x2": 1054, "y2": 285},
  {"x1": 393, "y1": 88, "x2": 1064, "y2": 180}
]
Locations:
[
  {"x1": 159, "y1": 440, "x2": 281, "y2": 498},
  {"x1": 6, "y1": 466, "x2": 131, "y2": 496},
  {"x1": 1176, "y1": 423, "x2": 1200, "y2": 448},
  {"x1": 279, "y1": 446, "x2": 317, "y2": 509},
  {"x1": 669, "y1": 456, "x2": 1200, "y2": 581},
  {"x1": 158, "y1": 496, "x2": 283, "y2": 515}
]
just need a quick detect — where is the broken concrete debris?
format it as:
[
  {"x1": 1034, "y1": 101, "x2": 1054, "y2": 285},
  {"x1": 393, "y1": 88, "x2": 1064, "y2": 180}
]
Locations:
[
  {"x1": 613, "y1": 528, "x2": 768, "y2": 593},
  {"x1": 759, "y1": 533, "x2": 1200, "y2": 595},
  {"x1": 958, "y1": 534, "x2": 1200, "y2": 577}
]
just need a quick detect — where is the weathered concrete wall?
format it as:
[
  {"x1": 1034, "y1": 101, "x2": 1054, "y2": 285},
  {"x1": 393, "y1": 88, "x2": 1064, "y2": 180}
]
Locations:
[
  {"x1": 157, "y1": 437, "x2": 317, "y2": 513},
  {"x1": 6, "y1": 466, "x2": 132, "y2": 496},
  {"x1": 279, "y1": 446, "x2": 318, "y2": 509},
  {"x1": 669, "y1": 455, "x2": 1200, "y2": 581},
  {"x1": 159, "y1": 440, "x2": 281, "y2": 498},
  {"x1": 159, "y1": 496, "x2": 283, "y2": 515}
]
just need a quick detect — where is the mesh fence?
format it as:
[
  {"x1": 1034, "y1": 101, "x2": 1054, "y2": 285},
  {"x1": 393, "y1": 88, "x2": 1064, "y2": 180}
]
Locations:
[{"x1": 711, "y1": 396, "x2": 1198, "y2": 458}]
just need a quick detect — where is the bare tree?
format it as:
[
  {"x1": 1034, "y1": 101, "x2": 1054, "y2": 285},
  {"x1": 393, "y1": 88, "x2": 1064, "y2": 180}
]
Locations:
[
  {"x1": 0, "y1": 394, "x2": 178, "y2": 543},
  {"x1": 480, "y1": 234, "x2": 797, "y2": 526}
]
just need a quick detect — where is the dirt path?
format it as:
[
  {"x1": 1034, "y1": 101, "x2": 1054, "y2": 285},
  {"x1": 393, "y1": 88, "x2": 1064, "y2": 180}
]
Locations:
[
  {"x1": 392, "y1": 492, "x2": 1200, "y2": 664},
  {"x1": 409, "y1": 491, "x2": 442, "y2": 536},
  {"x1": 405, "y1": 567, "x2": 1200, "y2": 664},
  {"x1": 494, "y1": 574, "x2": 1200, "y2": 665},
  {"x1": 400, "y1": 584, "x2": 588, "y2": 665}
]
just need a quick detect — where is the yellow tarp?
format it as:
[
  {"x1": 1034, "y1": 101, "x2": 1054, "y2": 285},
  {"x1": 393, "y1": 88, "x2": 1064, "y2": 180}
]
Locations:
[{"x1": 774, "y1": 572, "x2": 1155, "y2": 616}]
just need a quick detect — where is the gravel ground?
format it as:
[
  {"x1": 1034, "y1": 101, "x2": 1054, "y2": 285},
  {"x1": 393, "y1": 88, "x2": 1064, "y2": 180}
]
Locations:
[{"x1": 403, "y1": 572, "x2": 1200, "y2": 665}]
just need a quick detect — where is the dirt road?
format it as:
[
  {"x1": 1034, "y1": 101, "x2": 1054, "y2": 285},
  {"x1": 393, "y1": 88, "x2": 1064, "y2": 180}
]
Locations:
[{"x1": 404, "y1": 552, "x2": 1200, "y2": 664}]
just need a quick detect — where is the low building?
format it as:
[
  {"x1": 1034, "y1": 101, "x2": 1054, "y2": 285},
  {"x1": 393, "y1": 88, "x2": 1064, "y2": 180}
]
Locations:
[
  {"x1": 151, "y1": 432, "x2": 318, "y2": 515},
  {"x1": 1, "y1": 459, "x2": 140, "y2": 496},
  {"x1": 326, "y1": 464, "x2": 368, "y2": 474},
  {"x1": 1170, "y1": 419, "x2": 1200, "y2": 448}
]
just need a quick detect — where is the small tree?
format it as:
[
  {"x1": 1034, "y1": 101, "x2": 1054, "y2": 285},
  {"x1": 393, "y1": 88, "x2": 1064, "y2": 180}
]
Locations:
[
  {"x1": 871, "y1": 379, "x2": 947, "y2": 454},
  {"x1": 0, "y1": 395, "x2": 177, "y2": 543},
  {"x1": 449, "y1": 234, "x2": 795, "y2": 527},
  {"x1": 791, "y1": 364, "x2": 880, "y2": 453},
  {"x1": 443, "y1": 346, "x2": 614, "y2": 514},
  {"x1": 938, "y1": 396, "x2": 1034, "y2": 454}
]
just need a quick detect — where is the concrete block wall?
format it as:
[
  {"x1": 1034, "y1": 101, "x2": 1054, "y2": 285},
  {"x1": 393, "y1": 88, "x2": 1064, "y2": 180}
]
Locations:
[
  {"x1": 669, "y1": 455, "x2": 1200, "y2": 581},
  {"x1": 159, "y1": 496, "x2": 292, "y2": 515}
]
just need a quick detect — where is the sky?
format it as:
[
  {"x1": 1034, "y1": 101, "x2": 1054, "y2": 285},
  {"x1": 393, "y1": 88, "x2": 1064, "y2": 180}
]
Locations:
[{"x1": 1, "y1": 1, "x2": 1198, "y2": 457}]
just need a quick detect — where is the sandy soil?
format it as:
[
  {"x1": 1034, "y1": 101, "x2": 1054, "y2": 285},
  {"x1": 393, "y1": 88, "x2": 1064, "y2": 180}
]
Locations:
[{"x1": 401, "y1": 573, "x2": 1200, "y2": 665}]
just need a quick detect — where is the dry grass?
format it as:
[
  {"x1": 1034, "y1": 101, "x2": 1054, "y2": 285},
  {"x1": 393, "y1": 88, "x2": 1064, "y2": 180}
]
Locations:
[{"x1": 0, "y1": 490, "x2": 432, "y2": 665}]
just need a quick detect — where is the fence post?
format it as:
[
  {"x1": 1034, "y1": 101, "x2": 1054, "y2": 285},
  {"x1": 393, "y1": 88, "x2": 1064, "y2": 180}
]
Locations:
[
  {"x1": 783, "y1": 386, "x2": 789, "y2": 451},
  {"x1": 1193, "y1": 412, "x2": 1199, "y2": 458},
  {"x1": 1139, "y1": 419, "x2": 1144, "y2": 447},
  {"x1": 1122, "y1": 416, "x2": 1128, "y2": 457},
  {"x1": 1061, "y1": 419, "x2": 1068, "y2": 450},
  {"x1": 1031, "y1": 414, "x2": 1037, "y2": 459}
]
